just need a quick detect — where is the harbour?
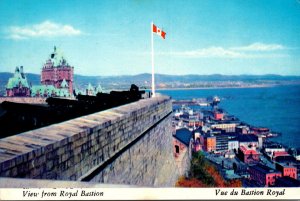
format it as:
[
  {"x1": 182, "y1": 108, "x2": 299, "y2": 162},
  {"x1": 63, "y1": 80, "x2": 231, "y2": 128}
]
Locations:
[
  {"x1": 170, "y1": 89, "x2": 300, "y2": 187},
  {"x1": 159, "y1": 84, "x2": 300, "y2": 149}
]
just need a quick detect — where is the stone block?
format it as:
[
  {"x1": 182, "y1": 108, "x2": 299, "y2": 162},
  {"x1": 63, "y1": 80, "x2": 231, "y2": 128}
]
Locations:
[
  {"x1": 15, "y1": 155, "x2": 23, "y2": 166},
  {"x1": 59, "y1": 138, "x2": 69, "y2": 147},
  {"x1": 11, "y1": 167, "x2": 18, "y2": 177},
  {"x1": 15, "y1": 163, "x2": 27, "y2": 177},
  {"x1": 45, "y1": 171, "x2": 57, "y2": 179},
  {"x1": 46, "y1": 160, "x2": 54, "y2": 171},
  {"x1": 70, "y1": 174, "x2": 77, "y2": 181},
  {"x1": 0, "y1": 169, "x2": 11, "y2": 177},
  {"x1": 35, "y1": 155, "x2": 46, "y2": 167},
  {"x1": 1, "y1": 158, "x2": 15, "y2": 171},
  {"x1": 45, "y1": 150, "x2": 54, "y2": 160}
]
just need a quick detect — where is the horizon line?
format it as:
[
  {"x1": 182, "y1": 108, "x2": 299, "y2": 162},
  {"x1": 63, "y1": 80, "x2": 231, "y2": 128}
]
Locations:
[{"x1": 1, "y1": 71, "x2": 300, "y2": 77}]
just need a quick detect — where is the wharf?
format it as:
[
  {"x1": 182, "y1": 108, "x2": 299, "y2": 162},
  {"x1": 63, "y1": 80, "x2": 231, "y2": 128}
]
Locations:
[{"x1": 172, "y1": 99, "x2": 210, "y2": 106}]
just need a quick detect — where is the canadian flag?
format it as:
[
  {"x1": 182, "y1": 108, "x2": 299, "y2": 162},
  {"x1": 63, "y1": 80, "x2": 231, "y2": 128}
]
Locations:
[{"x1": 152, "y1": 23, "x2": 166, "y2": 39}]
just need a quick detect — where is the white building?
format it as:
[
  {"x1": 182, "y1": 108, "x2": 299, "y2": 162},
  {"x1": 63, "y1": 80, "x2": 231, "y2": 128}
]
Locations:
[{"x1": 228, "y1": 139, "x2": 239, "y2": 151}]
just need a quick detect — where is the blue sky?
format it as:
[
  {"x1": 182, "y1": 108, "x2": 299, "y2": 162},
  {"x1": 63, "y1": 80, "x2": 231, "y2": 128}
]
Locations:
[{"x1": 0, "y1": 0, "x2": 300, "y2": 76}]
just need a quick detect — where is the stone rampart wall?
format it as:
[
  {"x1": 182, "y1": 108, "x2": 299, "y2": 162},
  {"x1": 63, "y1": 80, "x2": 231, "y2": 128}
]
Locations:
[
  {"x1": 0, "y1": 96, "x2": 178, "y2": 187},
  {"x1": 0, "y1": 97, "x2": 46, "y2": 104}
]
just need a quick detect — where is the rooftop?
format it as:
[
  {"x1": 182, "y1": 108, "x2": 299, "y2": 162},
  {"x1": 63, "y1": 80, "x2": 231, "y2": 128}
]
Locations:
[
  {"x1": 250, "y1": 163, "x2": 280, "y2": 175},
  {"x1": 60, "y1": 79, "x2": 69, "y2": 88},
  {"x1": 202, "y1": 133, "x2": 216, "y2": 139},
  {"x1": 6, "y1": 66, "x2": 30, "y2": 89},
  {"x1": 275, "y1": 176, "x2": 300, "y2": 187},
  {"x1": 46, "y1": 46, "x2": 71, "y2": 67},
  {"x1": 239, "y1": 145, "x2": 259, "y2": 155},
  {"x1": 238, "y1": 134, "x2": 258, "y2": 142},
  {"x1": 275, "y1": 155, "x2": 297, "y2": 163},
  {"x1": 276, "y1": 162, "x2": 297, "y2": 168},
  {"x1": 174, "y1": 128, "x2": 192, "y2": 146},
  {"x1": 273, "y1": 151, "x2": 289, "y2": 157},
  {"x1": 31, "y1": 85, "x2": 70, "y2": 97}
]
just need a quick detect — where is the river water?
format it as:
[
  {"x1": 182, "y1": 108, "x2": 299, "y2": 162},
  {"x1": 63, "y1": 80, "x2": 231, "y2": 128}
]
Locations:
[{"x1": 158, "y1": 85, "x2": 300, "y2": 149}]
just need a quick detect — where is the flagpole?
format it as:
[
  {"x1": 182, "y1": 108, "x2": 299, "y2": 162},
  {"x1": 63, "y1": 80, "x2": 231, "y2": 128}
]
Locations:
[{"x1": 151, "y1": 22, "x2": 155, "y2": 97}]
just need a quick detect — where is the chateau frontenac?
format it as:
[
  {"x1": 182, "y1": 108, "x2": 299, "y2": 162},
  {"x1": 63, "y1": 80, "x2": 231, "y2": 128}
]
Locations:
[
  {"x1": 5, "y1": 47, "x2": 74, "y2": 97},
  {"x1": 41, "y1": 46, "x2": 74, "y2": 96}
]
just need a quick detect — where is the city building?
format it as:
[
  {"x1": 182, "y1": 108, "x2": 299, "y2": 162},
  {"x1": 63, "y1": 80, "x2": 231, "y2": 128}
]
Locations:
[
  {"x1": 173, "y1": 128, "x2": 192, "y2": 158},
  {"x1": 272, "y1": 151, "x2": 290, "y2": 161},
  {"x1": 288, "y1": 148, "x2": 300, "y2": 161},
  {"x1": 228, "y1": 138, "x2": 239, "y2": 152},
  {"x1": 201, "y1": 134, "x2": 216, "y2": 152},
  {"x1": 173, "y1": 128, "x2": 192, "y2": 177},
  {"x1": 188, "y1": 120, "x2": 203, "y2": 128},
  {"x1": 238, "y1": 146, "x2": 260, "y2": 164},
  {"x1": 275, "y1": 162, "x2": 297, "y2": 179},
  {"x1": 193, "y1": 128, "x2": 201, "y2": 143},
  {"x1": 41, "y1": 46, "x2": 74, "y2": 96},
  {"x1": 264, "y1": 145, "x2": 290, "y2": 161},
  {"x1": 264, "y1": 146, "x2": 286, "y2": 156},
  {"x1": 238, "y1": 134, "x2": 258, "y2": 149},
  {"x1": 213, "y1": 109, "x2": 224, "y2": 120},
  {"x1": 236, "y1": 125, "x2": 250, "y2": 134},
  {"x1": 248, "y1": 163, "x2": 282, "y2": 187},
  {"x1": 210, "y1": 122, "x2": 237, "y2": 133},
  {"x1": 257, "y1": 135, "x2": 264, "y2": 149},
  {"x1": 251, "y1": 127, "x2": 269, "y2": 135},
  {"x1": 224, "y1": 150, "x2": 235, "y2": 159},
  {"x1": 192, "y1": 129, "x2": 202, "y2": 152},
  {"x1": 274, "y1": 176, "x2": 300, "y2": 187},
  {"x1": 6, "y1": 66, "x2": 31, "y2": 97},
  {"x1": 215, "y1": 134, "x2": 228, "y2": 152}
]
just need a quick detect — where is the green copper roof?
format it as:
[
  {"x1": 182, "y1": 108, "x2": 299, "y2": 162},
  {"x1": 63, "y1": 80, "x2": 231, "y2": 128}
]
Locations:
[
  {"x1": 31, "y1": 85, "x2": 54, "y2": 96},
  {"x1": 60, "y1": 79, "x2": 69, "y2": 88},
  {"x1": 49, "y1": 46, "x2": 68, "y2": 67},
  {"x1": 74, "y1": 87, "x2": 84, "y2": 95},
  {"x1": 6, "y1": 67, "x2": 30, "y2": 89},
  {"x1": 31, "y1": 85, "x2": 69, "y2": 97},
  {"x1": 56, "y1": 88, "x2": 69, "y2": 97},
  {"x1": 96, "y1": 84, "x2": 103, "y2": 93},
  {"x1": 87, "y1": 83, "x2": 94, "y2": 91}
]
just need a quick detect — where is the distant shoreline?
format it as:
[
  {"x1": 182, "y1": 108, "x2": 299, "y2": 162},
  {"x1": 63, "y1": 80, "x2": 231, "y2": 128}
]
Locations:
[
  {"x1": 156, "y1": 85, "x2": 271, "y2": 91},
  {"x1": 154, "y1": 83, "x2": 300, "y2": 91}
]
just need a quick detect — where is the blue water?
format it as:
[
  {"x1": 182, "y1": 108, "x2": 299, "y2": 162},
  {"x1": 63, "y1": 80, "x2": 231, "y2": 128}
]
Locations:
[{"x1": 158, "y1": 85, "x2": 300, "y2": 149}]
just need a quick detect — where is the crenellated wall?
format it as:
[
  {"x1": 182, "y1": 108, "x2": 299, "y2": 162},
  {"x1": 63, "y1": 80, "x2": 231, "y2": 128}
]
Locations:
[{"x1": 0, "y1": 96, "x2": 179, "y2": 187}]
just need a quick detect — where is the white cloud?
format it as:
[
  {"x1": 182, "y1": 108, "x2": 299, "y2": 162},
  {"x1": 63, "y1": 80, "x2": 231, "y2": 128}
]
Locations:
[
  {"x1": 230, "y1": 42, "x2": 285, "y2": 51},
  {"x1": 159, "y1": 43, "x2": 287, "y2": 59},
  {"x1": 169, "y1": 47, "x2": 247, "y2": 58},
  {"x1": 7, "y1": 20, "x2": 81, "y2": 40}
]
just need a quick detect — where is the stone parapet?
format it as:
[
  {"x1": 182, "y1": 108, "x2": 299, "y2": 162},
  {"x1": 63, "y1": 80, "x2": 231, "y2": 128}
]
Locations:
[
  {"x1": 0, "y1": 178, "x2": 132, "y2": 188},
  {"x1": 0, "y1": 96, "x2": 178, "y2": 187},
  {"x1": 0, "y1": 97, "x2": 46, "y2": 104}
]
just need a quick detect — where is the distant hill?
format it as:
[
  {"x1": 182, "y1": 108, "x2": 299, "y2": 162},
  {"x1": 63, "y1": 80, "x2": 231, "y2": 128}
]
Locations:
[
  {"x1": 1, "y1": 72, "x2": 300, "y2": 95},
  {"x1": 74, "y1": 73, "x2": 300, "y2": 85}
]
